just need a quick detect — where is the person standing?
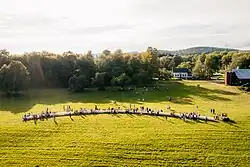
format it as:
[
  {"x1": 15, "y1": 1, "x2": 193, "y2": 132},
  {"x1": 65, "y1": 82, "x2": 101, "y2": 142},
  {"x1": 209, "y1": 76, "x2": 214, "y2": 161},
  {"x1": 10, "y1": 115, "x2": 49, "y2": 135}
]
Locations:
[{"x1": 196, "y1": 105, "x2": 199, "y2": 115}]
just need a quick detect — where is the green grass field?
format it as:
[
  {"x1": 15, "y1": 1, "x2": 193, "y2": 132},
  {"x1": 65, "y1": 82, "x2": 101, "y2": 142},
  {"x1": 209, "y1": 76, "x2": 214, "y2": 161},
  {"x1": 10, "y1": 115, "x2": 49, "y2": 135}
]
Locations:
[{"x1": 0, "y1": 81, "x2": 250, "y2": 166}]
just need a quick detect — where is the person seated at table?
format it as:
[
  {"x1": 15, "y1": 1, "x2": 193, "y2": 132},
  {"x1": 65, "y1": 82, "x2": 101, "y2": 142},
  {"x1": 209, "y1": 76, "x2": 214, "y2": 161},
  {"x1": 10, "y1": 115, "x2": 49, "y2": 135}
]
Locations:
[
  {"x1": 45, "y1": 111, "x2": 49, "y2": 117},
  {"x1": 22, "y1": 114, "x2": 27, "y2": 122}
]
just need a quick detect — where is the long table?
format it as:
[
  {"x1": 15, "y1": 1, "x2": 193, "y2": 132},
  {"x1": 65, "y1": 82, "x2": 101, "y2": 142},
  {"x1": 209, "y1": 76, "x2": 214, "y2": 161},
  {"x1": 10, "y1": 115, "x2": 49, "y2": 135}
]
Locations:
[{"x1": 22, "y1": 109, "x2": 218, "y2": 122}]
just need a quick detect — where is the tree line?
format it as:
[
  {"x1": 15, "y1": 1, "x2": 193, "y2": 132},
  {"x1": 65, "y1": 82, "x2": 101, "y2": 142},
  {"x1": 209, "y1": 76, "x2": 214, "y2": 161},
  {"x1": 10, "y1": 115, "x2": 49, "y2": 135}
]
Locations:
[{"x1": 0, "y1": 47, "x2": 250, "y2": 95}]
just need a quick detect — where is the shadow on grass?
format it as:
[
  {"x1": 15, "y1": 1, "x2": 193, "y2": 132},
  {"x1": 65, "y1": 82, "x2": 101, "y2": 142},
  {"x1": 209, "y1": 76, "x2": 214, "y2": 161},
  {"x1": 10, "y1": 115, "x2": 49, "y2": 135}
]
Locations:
[
  {"x1": 183, "y1": 120, "x2": 196, "y2": 124},
  {"x1": 167, "y1": 120, "x2": 175, "y2": 124},
  {"x1": 183, "y1": 119, "x2": 220, "y2": 125},
  {"x1": 147, "y1": 82, "x2": 237, "y2": 104},
  {"x1": 224, "y1": 120, "x2": 239, "y2": 128},
  {"x1": 226, "y1": 123, "x2": 239, "y2": 128},
  {"x1": 153, "y1": 116, "x2": 166, "y2": 121},
  {"x1": 125, "y1": 114, "x2": 135, "y2": 118},
  {"x1": 54, "y1": 120, "x2": 58, "y2": 125},
  {"x1": 207, "y1": 123, "x2": 219, "y2": 127},
  {"x1": 0, "y1": 81, "x2": 238, "y2": 114},
  {"x1": 111, "y1": 114, "x2": 121, "y2": 118}
]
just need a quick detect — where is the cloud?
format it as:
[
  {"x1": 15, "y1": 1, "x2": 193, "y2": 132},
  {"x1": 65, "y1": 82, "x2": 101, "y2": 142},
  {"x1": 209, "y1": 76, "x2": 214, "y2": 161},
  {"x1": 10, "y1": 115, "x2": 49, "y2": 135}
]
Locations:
[
  {"x1": 57, "y1": 24, "x2": 136, "y2": 35},
  {"x1": 0, "y1": 14, "x2": 62, "y2": 29},
  {"x1": 1, "y1": 0, "x2": 250, "y2": 53},
  {"x1": 150, "y1": 23, "x2": 250, "y2": 42},
  {"x1": 233, "y1": 41, "x2": 250, "y2": 49},
  {"x1": 0, "y1": 14, "x2": 68, "y2": 38}
]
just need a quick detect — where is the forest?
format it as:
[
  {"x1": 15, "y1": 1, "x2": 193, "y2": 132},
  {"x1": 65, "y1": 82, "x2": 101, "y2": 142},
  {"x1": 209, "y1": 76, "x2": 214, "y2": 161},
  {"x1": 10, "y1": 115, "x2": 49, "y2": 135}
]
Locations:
[{"x1": 0, "y1": 47, "x2": 250, "y2": 95}]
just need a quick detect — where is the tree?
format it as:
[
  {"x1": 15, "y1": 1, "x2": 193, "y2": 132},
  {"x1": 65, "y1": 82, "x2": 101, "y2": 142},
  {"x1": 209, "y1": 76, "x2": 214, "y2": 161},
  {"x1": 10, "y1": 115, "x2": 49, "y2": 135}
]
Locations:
[
  {"x1": 40, "y1": 55, "x2": 61, "y2": 87},
  {"x1": 102, "y1": 49, "x2": 111, "y2": 56},
  {"x1": 230, "y1": 53, "x2": 250, "y2": 69},
  {"x1": 193, "y1": 56, "x2": 206, "y2": 79},
  {"x1": 76, "y1": 53, "x2": 96, "y2": 82},
  {"x1": 0, "y1": 60, "x2": 30, "y2": 96},
  {"x1": 169, "y1": 57, "x2": 176, "y2": 70},
  {"x1": 2, "y1": 47, "x2": 245, "y2": 89},
  {"x1": 177, "y1": 62, "x2": 192, "y2": 69},
  {"x1": 126, "y1": 54, "x2": 141, "y2": 81},
  {"x1": 209, "y1": 53, "x2": 221, "y2": 72},
  {"x1": 24, "y1": 52, "x2": 45, "y2": 88},
  {"x1": 173, "y1": 56, "x2": 183, "y2": 67},
  {"x1": 0, "y1": 49, "x2": 10, "y2": 68},
  {"x1": 200, "y1": 53, "x2": 206, "y2": 63},
  {"x1": 221, "y1": 53, "x2": 232, "y2": 70},
  {"x1": 203, "y1": 54, "x2": 221, "y2": 79},
  {"x1": 132, "y1": 70, "x2": 151, "y2": 86},
  {"x1": 141, "y1": 51, "x2": 159, "y2": 79},
  {"x1": 147, "y1": 46, "x2": 159, "y2": 57},
  {"x1": 159, "y1": 68, "x2": 172, "y2": 80},
  {"x1": 111, "y1": 73, "x2": 132, "y2": 90},
  {"x1": 96, "y1": 50, "x2": 126, "y2": 78},
  {"x1": 182, "y1": 55, "x2": 195, "y2": 62},
  {"x1": 68, "y1": 74, "x2": 88, "y2": 92},
  {"x1": 193, "y1": 53, "x2": 221, "y2": 79},
  {"x1": 93, "y1": 72, "x2": 109, "y2": 91},
  {"x1": 159, "y1": 56, "x2": 175, "y2": 70},
  {"x1": 204, "y1": 56, "x2": 214, "y2": 79},
  {"x1": 57, "y1": 52, "x2": 78, "y2": 87}
]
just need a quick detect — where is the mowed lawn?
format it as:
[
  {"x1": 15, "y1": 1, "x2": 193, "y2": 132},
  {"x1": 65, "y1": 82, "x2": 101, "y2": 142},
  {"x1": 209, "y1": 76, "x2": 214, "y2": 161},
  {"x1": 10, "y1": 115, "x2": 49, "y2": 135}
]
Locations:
[{"x1": 0, "y1": 81, "x2": 250, "y2": 167}]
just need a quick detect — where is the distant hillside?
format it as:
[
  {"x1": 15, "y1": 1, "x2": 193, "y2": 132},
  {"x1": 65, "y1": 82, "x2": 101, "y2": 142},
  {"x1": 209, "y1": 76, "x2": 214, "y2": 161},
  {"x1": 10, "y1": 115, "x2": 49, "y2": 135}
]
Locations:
[{"x1": 158, "y1": 47, "x2": 238, "y2": 56}]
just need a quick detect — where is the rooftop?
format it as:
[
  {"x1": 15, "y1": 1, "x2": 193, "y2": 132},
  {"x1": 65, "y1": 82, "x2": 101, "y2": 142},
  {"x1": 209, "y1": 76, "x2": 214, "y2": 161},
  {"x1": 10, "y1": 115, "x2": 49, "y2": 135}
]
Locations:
[
  {"x1": 173, "y1": 68, "x2": 190, "y2": 73},
  {"x1": 232, "y1": 69, "x2": 250, "y2": 79}
]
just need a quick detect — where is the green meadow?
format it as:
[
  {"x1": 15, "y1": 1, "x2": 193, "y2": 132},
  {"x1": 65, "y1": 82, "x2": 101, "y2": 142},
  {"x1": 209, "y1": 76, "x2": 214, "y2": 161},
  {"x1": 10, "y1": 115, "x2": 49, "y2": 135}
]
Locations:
[{"x1": 0, "y1": 81, "x2": 250, "y2": 166}]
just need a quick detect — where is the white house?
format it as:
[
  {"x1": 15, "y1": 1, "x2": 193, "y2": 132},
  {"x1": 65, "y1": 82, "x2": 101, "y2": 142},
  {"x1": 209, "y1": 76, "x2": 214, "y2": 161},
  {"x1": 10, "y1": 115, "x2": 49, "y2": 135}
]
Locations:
[{"x1": 172, "y1": 68, "x2": 192, "y2": 78}]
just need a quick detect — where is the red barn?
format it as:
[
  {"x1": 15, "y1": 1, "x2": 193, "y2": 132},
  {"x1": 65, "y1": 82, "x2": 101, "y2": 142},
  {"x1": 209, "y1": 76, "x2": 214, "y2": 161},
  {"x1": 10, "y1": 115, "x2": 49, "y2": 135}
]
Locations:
[{"x1": 225, "y1": 69, "x2": 250, "y2": 86}]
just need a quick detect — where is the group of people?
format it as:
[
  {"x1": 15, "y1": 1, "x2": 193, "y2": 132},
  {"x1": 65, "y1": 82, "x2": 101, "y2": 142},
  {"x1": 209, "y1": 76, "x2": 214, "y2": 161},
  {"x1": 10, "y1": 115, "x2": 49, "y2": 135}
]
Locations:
[
  {"x1": 22, "y1": 108, "x2": 56, "y2": 122},
  {"x1": 22, "y1": 104, "x2": 219, "y2": 123},
  {"x1": 179, "y1": 112, "x2": 200, "y2": 121},
  {"x1": 64, "y1": 105, "x2": 165, "y2": 115},
  {"x1": 210, "y1": 108, "x2": 216, "y2": 114}
]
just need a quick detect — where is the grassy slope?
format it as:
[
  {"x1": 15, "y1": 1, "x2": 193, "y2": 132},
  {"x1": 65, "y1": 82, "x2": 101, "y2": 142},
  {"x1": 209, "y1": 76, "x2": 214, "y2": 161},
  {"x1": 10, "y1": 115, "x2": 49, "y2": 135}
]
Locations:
[{"x1": 0, "y1": 81, "x2": 250, "y2": 166}]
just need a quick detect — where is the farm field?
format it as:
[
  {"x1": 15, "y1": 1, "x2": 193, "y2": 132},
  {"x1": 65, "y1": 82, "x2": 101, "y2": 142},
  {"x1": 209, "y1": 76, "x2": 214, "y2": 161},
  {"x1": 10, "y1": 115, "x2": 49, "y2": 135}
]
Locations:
[{"x1": 0, "y1": 81, "x2": 250, "y2": 166}]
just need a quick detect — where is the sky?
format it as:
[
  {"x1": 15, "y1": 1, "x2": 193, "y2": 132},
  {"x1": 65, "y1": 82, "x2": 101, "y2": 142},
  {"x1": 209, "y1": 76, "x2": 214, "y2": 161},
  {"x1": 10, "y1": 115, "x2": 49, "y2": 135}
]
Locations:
[{"x1": 1, "y1": 0, "x2": 250, "y2": 53}]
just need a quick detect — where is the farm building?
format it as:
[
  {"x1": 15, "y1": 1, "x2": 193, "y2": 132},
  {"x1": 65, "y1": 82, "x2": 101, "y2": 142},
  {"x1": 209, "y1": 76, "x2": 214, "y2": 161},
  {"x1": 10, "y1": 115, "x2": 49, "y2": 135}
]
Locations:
[
  {"x1": 225, "y1": 69, "x2": 250, "y2": 86},
  {"x1": 172, "y1": 68, "x2": 192, "y2": 79}
]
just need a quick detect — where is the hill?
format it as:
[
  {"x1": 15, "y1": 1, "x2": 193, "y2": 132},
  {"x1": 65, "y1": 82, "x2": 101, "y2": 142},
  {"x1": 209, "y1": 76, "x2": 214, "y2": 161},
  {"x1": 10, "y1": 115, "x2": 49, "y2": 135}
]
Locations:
[{"x1": 158, "y1": 46, "x2": 238, "y2": 56}]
